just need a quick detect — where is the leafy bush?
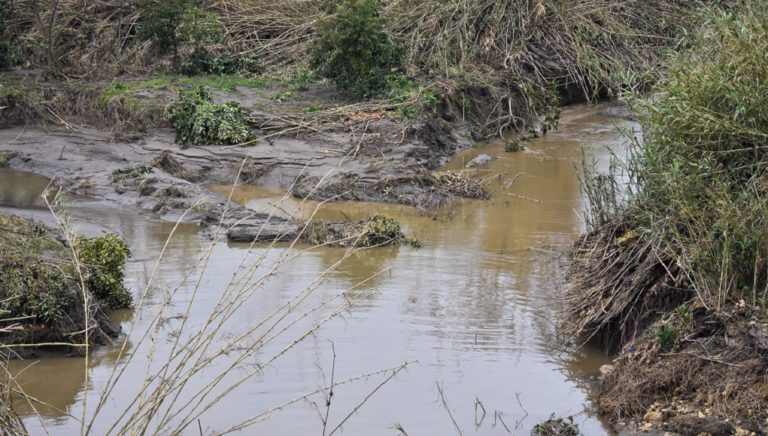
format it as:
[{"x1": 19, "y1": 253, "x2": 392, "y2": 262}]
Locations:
[
  {"x1": 310, "y1": 0, "x2": 402, "y2": 99},
  {"x1": 78, "y1": 234, "x2": 133, "y2": 310},
  {"x1": 187, "y1": 51, "x2": 263, "y2": 76},
  {"x1": 165, "y1": 86, "x2": 253, "y2": 147},
  {"x1": 140, "y1": 0, "x2": 262, "y2": 76},
  {"x1": 360, "y1": 215, "x2": 406, "y2": 247},
  {"x1": 111, "y1": 164, "x2": 154, "y2": 183},
  {"x1": 0, "y1": 0, "x2": 16, "y2": 68},
  {"x1": 138, "y1": 0, "x2": 198, "y2": 57}
]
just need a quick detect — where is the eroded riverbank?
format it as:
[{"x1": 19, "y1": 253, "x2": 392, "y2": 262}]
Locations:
[{"x1": 2, "y1": 104, "x2": 629, "y2": 434}]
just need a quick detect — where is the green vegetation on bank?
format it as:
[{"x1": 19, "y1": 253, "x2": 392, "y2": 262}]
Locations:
[
  {"x1": 568, "y1": 2, "x2": 768, "y2": 428},
  {"x1": 0, "y1": 0, "x2": 16, "y2": 68},
  {"x1": 0, "y1": 214, "x2": 132, "y2": 346},
  {"x1": 310, "y1": 0, "x2": 402, "y2": 99},
  {"x1": 0, "y1": 0, "x2": 708, "y2": 137},
  {"x1": 138, "y1": 0, "x2": 262, "y2": 76},
  {"x1": 165, "y1": 86, "x2": 253, "y2": 146},
  {"x1": 612, "y1": 3, "x2": 768, "y2": 312}
]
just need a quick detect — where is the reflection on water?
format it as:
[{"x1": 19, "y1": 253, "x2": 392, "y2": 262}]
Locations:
[
  {"x1": 3, "y1": 104, "x2": 625, "y2": 435},
  {"x1": 0, "y1": 170, "x2": 51, "y2": 208}
]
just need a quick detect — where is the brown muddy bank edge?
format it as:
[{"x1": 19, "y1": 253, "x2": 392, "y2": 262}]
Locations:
[
  {"x1": 0, "y1": 76, "x2": 495, "y2": 243},
  {"x1": 565, "y1": 221, "x2": 768, "y2": 435}
]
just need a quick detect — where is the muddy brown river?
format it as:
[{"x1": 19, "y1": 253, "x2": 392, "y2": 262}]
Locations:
[{"x1": 2, "y1": 104, "x2": 630, "y2": 435}]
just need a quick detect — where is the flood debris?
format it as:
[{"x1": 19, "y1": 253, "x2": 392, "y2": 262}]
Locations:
[
  {"x1": 433, "y1": 171, "x2": 490, "y2": 200},
  {"x1": 110, "y1": 164, "x2": 154, "y2": 183},
  {"x1": 532, "y1": 415, "x2": 581, "y2": 436},
  {"x1": 303, "y1": 215, "x2": 419, "y2": 248},
  {"x1": 151, "y1": 150, "x2": 203, "y2": 182}
]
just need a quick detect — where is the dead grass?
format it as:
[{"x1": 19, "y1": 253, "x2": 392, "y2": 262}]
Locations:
[{"x1": 4, "y1": 0, "x2": 704, "y2": 135}]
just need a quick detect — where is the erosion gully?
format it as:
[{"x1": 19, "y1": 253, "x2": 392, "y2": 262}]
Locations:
[{"x1": 1, "y1": 104, "x2": 631, "y2": 435}]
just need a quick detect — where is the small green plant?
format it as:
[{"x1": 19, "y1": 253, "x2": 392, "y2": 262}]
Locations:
[
  {"x1": 290, "y1": 70, "x2": 316, "y2": 91},
  {"x1": 675, "y1": 304, "x2": 692, "y2": 327},
  {"x1": 77, "y1": 234, "x2": 133, "y2": 309},
  {"x1": 273, "y1": 90, "x2": 293, "y2": 103},
  {"x1": 360, "y1": 215, "x2": 407, "y2": 247},
  {"x1": 310, "y1": 0, "x2": 402, "y2": 99},
  {"x1": 206, "y1": 52, "x2": 263, "y2": 76},
  {"x1": 100, "y1": 81, "x2": 131, "y2": 101},
  {"x1": 654, "y1": 322, "x2": 679, "y2": 350},
  {"x1": 165, "y1": 86, "x2": 253, "y2": 147},
  {"x1": 305, "y1": 104, "x2": 324, "y2": 113},
  {"x1": 388, "y1": 78, "x2": 441, "y2": 121}
]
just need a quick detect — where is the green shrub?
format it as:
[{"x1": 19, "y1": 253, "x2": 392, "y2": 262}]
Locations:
[
  {"x1": 139, "y1": 0, "x2": 198, "y2": 58},
  {"x1": 0, "y1": 0, "x2": 16, "y2": 68},
  {"x1": 77, "y1": 234, "x2": 132, "y2": 310},
  {"x1": 654, "y1": 323, "x2": 679, "y2": 350},
  {"x1": 310, "y1": 0, "x2": 402, "y2": 99},
  {"x1": 593, "y1": 4, "x2": 768, "y2": 309},
  {"x1": 165, "y1": 86, "x2": 253, "y2": 147},
  {"x1": 360, "y1": 215, "x2": 406, "y2": 247},
  {"x1": 179, "y1": 44, "x2": 263, "y2": 76},
  {"x1": 140, "y1": 0, "x2": 262, "y2": 76}
]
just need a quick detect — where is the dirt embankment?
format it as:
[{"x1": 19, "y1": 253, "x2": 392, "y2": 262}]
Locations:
[{"x1": 566, "y1": 222, "x2": 768, "y2": 435}]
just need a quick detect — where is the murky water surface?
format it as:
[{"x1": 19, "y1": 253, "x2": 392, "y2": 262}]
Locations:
[{"x1": 2, "y1": 105, "x2": 630, "y2": 435}]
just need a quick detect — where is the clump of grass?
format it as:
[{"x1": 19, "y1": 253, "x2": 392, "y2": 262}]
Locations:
[
  {"x1": 310, "y1": 0, "x2": 402, "y2": 99},
  {"x1": 165, "y1": 86, "x2": 253, "y2": 147},
  {"x1": 178, "y1": 74, "x2": 282, "y2": 91},
  {"x1": 568, "y1": 3, "x2": 768, "y2": 348},
  {"x1": 624, "y1": 3, "x2": 768, "y2": 308}
]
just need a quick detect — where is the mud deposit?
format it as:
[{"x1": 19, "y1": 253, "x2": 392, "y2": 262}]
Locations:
[{"x1": 2, "y1": 105, "x2": 630, "y2": 434}]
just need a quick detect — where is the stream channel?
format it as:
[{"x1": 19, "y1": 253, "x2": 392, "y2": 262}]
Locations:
[{"x1": 1, "y1": 104, "x2": 631, "y2": 435}]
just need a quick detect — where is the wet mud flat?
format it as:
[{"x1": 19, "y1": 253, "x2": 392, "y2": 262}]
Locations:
[
  {"x1": 0, "y1": 121, "x2": 482, "y2": 244},
  {"x1": 1, "y1": 104, "x2": 631, "y2": 435},
  {"x1": 0, "y1": 74, "x2": 488, "y2": 241}
]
